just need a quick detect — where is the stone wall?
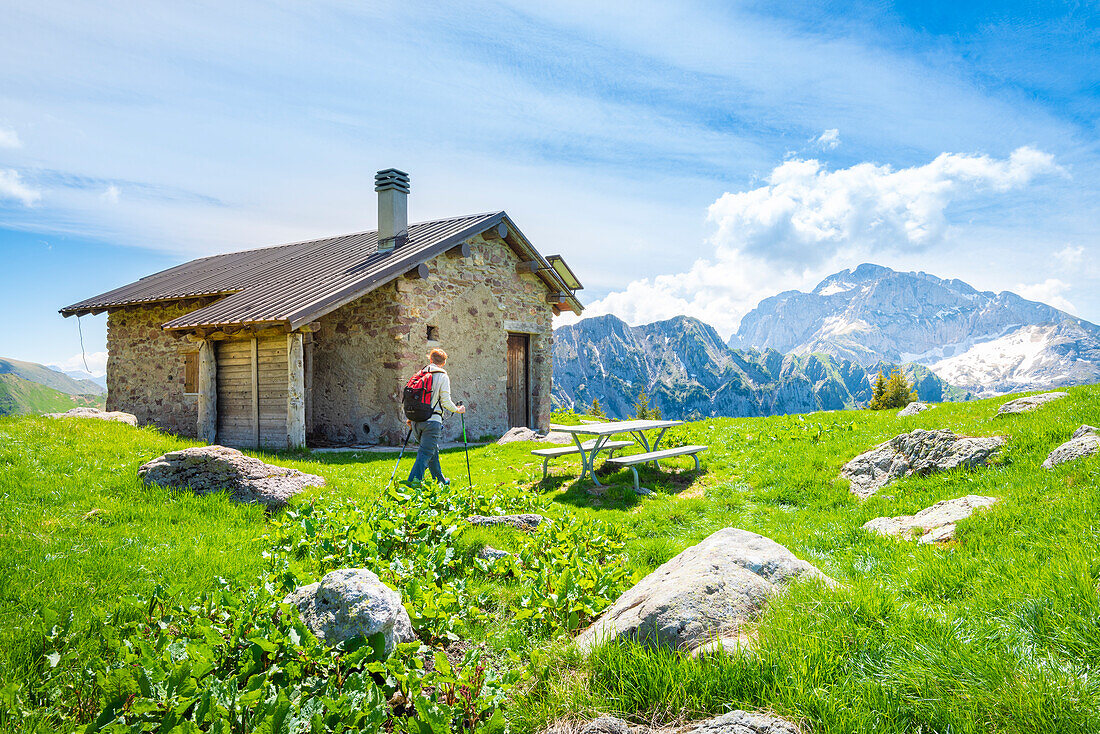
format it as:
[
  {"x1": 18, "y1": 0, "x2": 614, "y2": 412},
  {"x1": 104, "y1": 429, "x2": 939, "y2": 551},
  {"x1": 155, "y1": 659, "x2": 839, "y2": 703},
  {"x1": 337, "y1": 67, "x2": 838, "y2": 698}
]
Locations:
[
  {"x1": 310, "y1": 234, "x2": 555, "y2": 445},
  {"x1": 105, "y1": 299, "x2": 215, "y2": 437}
]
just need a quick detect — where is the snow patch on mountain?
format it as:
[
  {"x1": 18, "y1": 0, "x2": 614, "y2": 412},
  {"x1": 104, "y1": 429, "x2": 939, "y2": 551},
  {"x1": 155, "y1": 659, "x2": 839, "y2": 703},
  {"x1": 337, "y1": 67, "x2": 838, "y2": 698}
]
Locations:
[{"x1": 930, "y1": 324, "x2": 1100, "y2": 396}]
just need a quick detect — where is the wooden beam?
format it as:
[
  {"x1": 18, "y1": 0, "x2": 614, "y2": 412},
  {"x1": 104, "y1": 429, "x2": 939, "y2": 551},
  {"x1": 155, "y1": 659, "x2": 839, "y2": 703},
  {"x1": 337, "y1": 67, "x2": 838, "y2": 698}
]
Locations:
[
  {"x1": 516, "y1": 260, "x2": 540, "y2": 274},
  {"x1": 446, "y1": 242, "x2": 472, "y2": 259},
  {"x1": 250, "y1": 337, "x2": 259, "y2": 449},
  {"x1": 482, "y1": 222, "x2": 508, "y2": 240},
  {"x1": 287, "y1": 332, "x2": 306, "y2": 449},
  {"x1": 404, "y1": 263, "x2": 429, "y2": 280},
  {"x1": 297, "y1": 322, "x2": 322, "y2": 333},
  {"x1": 545, "y1": 292, "x2": 568, "y2": 304},
  {"x1": 552, "y1": 305, "x2": 561, "y2": 316},
  {"x1": 197, "y1": 340, "x2": 217, "y2": 444}
]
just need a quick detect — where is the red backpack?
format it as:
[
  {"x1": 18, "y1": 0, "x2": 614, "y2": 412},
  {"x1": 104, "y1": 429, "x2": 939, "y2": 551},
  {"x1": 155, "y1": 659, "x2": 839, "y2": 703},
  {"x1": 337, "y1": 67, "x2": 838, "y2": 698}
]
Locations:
[{"x1": 403, "y1": 368, "x2": 437, "y2": 422}]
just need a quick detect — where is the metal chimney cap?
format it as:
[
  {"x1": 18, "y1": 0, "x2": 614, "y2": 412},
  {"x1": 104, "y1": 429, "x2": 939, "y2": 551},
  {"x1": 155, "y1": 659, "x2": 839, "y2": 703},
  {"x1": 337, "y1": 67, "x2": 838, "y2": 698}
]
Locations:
[{"x1": 375, "y1": 168, "x2": 410, "y2": 193}]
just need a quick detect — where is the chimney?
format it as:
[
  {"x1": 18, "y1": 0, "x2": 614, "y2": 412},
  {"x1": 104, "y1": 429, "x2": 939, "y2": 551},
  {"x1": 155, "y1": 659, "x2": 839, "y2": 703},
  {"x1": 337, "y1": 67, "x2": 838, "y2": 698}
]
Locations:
[{"x1": 375, "y1": 168, "x2": 410, "y2": 253}]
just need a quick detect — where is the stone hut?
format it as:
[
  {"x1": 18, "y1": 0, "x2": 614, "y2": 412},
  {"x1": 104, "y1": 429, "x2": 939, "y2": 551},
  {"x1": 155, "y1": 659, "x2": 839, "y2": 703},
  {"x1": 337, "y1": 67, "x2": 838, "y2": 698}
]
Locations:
[{"x1": 60, "y1": 169, "x2": 583, "y2": 448}]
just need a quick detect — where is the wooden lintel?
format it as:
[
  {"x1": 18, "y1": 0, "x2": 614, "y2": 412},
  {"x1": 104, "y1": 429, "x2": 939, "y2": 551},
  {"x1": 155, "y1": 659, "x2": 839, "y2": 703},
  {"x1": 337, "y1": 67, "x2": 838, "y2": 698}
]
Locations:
[
  {"x1": 405, "y1": 263, "x2": 429, "y2": 280},
  {"x1": 516, "y1": 260, "x2": 540, "y2": 274},
  {"x1": 482, "y1": 222, "x2": 508, "y2": 240},
  {"x1": 446, "y1": 242, "x2": 472, "y2": 259}
]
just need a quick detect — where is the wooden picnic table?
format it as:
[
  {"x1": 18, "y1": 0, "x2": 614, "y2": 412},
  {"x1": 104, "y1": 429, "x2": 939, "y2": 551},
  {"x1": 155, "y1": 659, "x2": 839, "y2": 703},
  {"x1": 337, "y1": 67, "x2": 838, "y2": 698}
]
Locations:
[{"x1": 548, "y1": 419, "x2": 683, "y2": 487}]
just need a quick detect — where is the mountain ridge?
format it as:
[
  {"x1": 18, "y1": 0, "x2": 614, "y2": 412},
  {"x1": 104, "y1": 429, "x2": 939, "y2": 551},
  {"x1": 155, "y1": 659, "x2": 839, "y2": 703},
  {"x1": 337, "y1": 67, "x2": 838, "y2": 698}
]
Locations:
[
  {"x1": 732, "y1": 263, "x2": 1100, "y2": 396},
  {"x1": 551, "y1": 313, "x2": 961, "y2": 420}
]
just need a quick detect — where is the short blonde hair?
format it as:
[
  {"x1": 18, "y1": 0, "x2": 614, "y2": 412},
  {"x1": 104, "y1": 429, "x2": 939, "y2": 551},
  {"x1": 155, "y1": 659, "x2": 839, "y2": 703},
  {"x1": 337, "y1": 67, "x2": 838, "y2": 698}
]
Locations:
[{"x1": 429, "y1": 348, "x2": 447, "y2": 365}]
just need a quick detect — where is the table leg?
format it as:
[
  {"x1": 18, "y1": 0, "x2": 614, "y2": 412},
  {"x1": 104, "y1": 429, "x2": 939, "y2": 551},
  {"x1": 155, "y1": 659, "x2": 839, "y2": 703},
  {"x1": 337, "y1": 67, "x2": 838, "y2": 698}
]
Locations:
[
  {"x1": 572, "y1": 433, "x2": 590, "y2": 480},
  {"x1": 587, "y1": 434, "x2": 611, "y2": 487},
  {"x1": 650, "y1": 427, "x2": 670, "y2": 469}
]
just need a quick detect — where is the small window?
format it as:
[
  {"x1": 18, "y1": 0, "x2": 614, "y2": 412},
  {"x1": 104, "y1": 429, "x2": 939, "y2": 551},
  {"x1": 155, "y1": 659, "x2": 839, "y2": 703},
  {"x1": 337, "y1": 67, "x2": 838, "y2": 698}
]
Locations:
[
  {"x1": 426, "y1": 325, "x2": 439, "y2": 342},
  {"x1": 183, "y1": 353, "x2": 199, "y2": 394}
]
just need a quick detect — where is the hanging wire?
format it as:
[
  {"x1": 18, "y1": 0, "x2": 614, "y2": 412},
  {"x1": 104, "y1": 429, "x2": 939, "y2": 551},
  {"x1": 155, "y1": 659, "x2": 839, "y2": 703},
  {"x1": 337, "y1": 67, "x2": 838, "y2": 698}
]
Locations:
[{"x1": 77, "y1": 315, "x2": 91, "y2": 373}]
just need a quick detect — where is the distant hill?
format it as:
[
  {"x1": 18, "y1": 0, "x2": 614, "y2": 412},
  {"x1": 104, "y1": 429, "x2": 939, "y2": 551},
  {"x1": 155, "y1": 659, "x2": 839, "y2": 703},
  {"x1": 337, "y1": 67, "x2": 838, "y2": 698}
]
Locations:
[
  {"x1": 0, "y1": 357, "x2": 106, "y2": 396},
  {"x1": 551, "y1": 314, "x2": 962, "y2": 419},
  {"x1": 735, "y1": 263, "x2": 1100, "y2": 396},
  {"x1": 0, "y1": 373, "x2": 106, "y2": 416},
  {"x1": 47, "y1": 366, "x2": 108, "y2": 390}
]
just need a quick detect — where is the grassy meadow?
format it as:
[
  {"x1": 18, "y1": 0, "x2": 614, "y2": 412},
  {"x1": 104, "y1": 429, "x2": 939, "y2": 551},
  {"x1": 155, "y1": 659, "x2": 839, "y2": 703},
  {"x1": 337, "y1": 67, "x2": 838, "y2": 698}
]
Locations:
[{"x1": 1, "y1": 385, "x2": 1098, "y2": 733}]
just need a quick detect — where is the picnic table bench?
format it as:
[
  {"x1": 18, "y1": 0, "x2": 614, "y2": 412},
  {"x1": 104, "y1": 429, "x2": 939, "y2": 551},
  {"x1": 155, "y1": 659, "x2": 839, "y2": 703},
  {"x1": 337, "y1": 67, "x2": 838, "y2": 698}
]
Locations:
[
  {"x1": 605, "y1": 444, "x2": 708, "y2": 493},
  {"x1": 531, "y1": 439, "x2": 634, "y2": 480}
]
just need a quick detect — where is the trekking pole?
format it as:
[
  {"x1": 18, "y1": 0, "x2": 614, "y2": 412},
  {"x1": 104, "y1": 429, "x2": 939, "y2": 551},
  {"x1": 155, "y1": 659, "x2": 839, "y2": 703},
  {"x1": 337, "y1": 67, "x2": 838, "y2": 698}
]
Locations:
[
  {"x1": 389, "y1": 427, "x2": 413, "y2": 484},
  {"x1": 458, "y1": 402, "x2": 473, "y2": 491}
]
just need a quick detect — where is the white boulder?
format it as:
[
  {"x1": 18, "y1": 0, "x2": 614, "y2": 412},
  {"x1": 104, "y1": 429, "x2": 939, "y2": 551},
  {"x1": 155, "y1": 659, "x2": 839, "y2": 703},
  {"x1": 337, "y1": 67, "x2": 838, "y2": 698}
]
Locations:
[
  {"x1": 863, "y1": 494, "x2": 999, "y2": 544},
  {"x1": 467, "y1": 514, "x2": 545, "y2": 532},
  {"x1": 46, "y1": 407, "x2": 137, "y2": 426},
  {"x1": 138, "y1": 445, "x2": 324, "y2": 509},
  {"x1": 898, "y1": 401, "x2": 932, "y2": 417},
  {"x1": 840, "y1": 429, "x2": 1004, "y2": 499},
  {"x1": 1042, "y1": 425, "x2": 1099, "y2": 469},
  {"x1": 575, "y1": 528, "x2": 833, "y2": 654},
  {"x1": 995, "y1": 391, "x2": 1068, "y2": 416},
  {"x1": 283, "y1": 568, "x2": 416, "y2": 654}
]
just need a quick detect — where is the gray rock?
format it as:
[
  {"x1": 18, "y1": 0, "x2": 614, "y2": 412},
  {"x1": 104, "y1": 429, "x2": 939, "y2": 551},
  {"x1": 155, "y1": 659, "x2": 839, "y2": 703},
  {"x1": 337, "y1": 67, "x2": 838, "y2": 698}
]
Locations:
[
  {"x1": 898, "y1": 401, "x2": 932, "y2": 417},
  {"x1": 496, "y1": 427, "x2": 573, "y2": 445},
  {"x1": 1042, "y1": 426, "x2": 1100, "y2": 469},
  {"x1": 995, "y1": 391, "x2": 1068, "y2": 416},
  {"x1": 581, "y1": 717, "x2": 631, "y2": 734},
  {"x1": 138, "y1": 445, "x2": 324, "y2": 509},
  {"x1": 840, "y1": 429, "x2": 1004, "y2": 499},
  {"x1": 575, "y1": 528, "x2": 833, "y2": 654},
  {"x1": 863, "y1": 494, "x2": 999, "y2": 544},
  {"x1": 679, "y1": 710, "x2": 800, "y2": 734},
  {"x1": 467, "y1": 513, "x2": 545, "y2": 532},
  {"x1": 283, "y1": 568, "x2": 415, "y2": 654},
  {"x1": 1072, "y1": 424, "x2": 1098, "y2": 440},
  {"x1": 46, "y1": 407, "x2": 138, "y2": 426},
  {"x1": 478, "y1": 546, "x2": 511, "y2": 561}
]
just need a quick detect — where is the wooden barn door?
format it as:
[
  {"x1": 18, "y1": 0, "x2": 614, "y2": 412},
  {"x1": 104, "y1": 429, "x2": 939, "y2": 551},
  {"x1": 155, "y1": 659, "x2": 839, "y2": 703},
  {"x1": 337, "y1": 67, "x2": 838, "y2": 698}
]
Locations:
[
  {"x1": 216, "y1": 336, "x2": 289, "y2": 449},
  {"x1": 215, "y1": 339, "x2": 254, "y2": 447},
  {"x1": 256, "y1": 336, "x2": 288, "y2": 448},
  {"x1": 506, "y1": 333, "x2": 530, "y2": 428}
]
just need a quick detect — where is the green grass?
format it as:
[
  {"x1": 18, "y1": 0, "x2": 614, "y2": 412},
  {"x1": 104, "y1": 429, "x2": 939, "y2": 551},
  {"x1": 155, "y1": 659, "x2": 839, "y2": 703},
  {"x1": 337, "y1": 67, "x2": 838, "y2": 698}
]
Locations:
[
  {"x1": 2, "y1": 386, "x2": 1099, "y2": 732},
  {"x1": 0, "y1": 373, "x2": 105, "y2": 416}
]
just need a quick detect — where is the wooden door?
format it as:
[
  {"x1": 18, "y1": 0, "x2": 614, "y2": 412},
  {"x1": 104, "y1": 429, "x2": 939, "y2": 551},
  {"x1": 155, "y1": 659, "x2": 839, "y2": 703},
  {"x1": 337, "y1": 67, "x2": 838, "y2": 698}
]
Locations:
[
  {"x1": 506, "y1": 333, "x2": 529, "y2": 428},
  {"x1": 216, "y1": 336, "x2": 289, "y2": 449},
  {"x1": 215, "y1": 339, "x2": 254, "y2": 447}
]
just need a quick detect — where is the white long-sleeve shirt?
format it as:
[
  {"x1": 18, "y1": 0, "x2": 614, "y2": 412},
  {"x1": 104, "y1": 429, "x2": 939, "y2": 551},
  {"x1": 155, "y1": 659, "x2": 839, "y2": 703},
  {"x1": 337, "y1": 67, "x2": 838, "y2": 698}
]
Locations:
[{"x1": 425, "y1": 364, "x2": 460, "y2": 423}]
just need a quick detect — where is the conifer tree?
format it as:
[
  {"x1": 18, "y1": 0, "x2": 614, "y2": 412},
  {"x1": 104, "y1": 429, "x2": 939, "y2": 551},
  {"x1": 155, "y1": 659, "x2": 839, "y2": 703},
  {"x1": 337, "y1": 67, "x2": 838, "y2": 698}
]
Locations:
[
  {"x1": 869, "y1": 371, "x2": 888, "y2": 409},
  {"x1": 633, "y1": 390, "x2": 652, "y2": 420},
  {"x1": 884, "y1": 369, "x2": 918, "y2": 408},
  {"x1": 590, "y1": 398, "x2": 605, "y2": 418}
]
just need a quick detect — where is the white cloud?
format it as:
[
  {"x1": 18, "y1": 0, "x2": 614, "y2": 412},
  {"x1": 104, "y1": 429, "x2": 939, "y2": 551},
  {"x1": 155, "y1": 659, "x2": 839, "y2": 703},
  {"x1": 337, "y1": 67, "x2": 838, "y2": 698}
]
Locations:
[
  {"x1": 572, "y1": 147, "x2": 1062, "y2": 337},
  {"x1": 1014, "y1": 278, "x2": 1075, "y2": 314},
  {"x1": 1054, "y1": 244, "x2": 1085, "y2": 268},
  {"x1": 708, "y1": 146, "x2": 1061, "y2": 268},
  {"x1": 101, "y1": 184, "x2": 120, "y2": 204},
  {"x1": 814, "y1": 128, "x2": 840, "y2": 150},
  {"x1": 0, "y1": 126, "x2": 21, "y2": 148},
  {"x1": 50, "y1": 351, "x2": 109, "y2": 378},
  {"x1": 0, "y1": 168, "x2": 41, "y2": 205}
]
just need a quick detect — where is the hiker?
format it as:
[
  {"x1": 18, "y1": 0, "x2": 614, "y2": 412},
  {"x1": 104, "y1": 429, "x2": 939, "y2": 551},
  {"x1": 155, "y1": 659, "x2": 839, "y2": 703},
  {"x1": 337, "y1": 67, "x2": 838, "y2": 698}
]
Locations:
[{"x1": 404, "y1": 348, "x2": 466, "y2": 486}]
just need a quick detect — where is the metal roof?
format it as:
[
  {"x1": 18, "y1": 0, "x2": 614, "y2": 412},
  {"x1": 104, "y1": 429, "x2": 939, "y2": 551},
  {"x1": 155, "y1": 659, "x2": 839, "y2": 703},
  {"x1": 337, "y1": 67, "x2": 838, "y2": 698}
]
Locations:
[{"x1": 61, "y1": 211, "x2": 584, "y2": 330}]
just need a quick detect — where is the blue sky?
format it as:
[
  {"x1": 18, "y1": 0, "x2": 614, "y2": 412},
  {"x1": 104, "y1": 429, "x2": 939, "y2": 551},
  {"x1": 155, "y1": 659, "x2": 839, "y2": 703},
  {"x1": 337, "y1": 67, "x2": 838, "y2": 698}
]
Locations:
[{"x1": 2, "y1": 0, "x2": 1098, "y2": 372}]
